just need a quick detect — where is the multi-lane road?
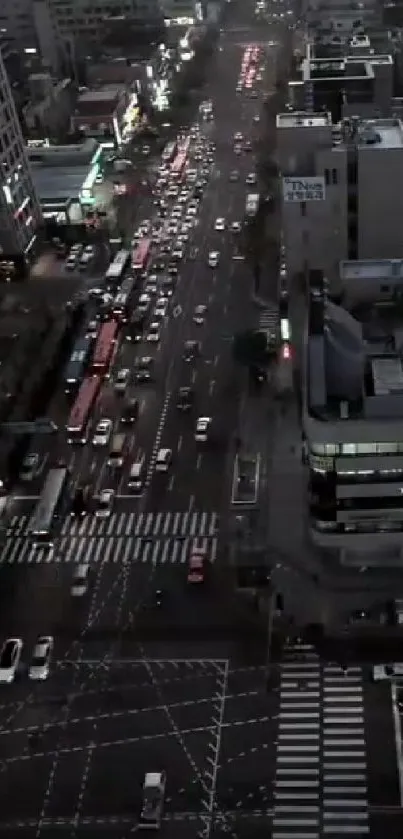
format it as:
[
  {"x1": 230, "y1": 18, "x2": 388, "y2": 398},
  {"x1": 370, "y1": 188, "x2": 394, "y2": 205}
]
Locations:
[{"x1": 0, "y1": 1, "x2": 402, "y2": 837}]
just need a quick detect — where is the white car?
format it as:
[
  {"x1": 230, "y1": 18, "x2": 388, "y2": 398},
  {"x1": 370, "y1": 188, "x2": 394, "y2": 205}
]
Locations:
[
  {"x1": 29, "y1": 635, "x2": 53, "y2": 681},
  {"x1": 144, "y1": 276, "x2": 158, "y2": 294},
  {"x1": 231, "y1": 221, "x2": 242, "y2": 233},
  {"x1": 167, "y1": 223, "x2": 178, "y2": 235},
  {"x1": 154, "y1": 298, "x2": 168, "y2": 319},
  {"x1": 115, "y1": 368, "x2": 130, "y2": 393},
  {"x1": 372, "y1": 663, "x2": 403, "y2": 681},
  {"x1": 186, "y1": 206, "x2": 198, "y2": 218},
  {"x1": 96, "y1": 488, "x2": 115, "y2": 518},
  {"x1": 208, "y1": 251, "x2": 220, "y2": 268},
  {"x1": 93, "y1": 418, "x2": 113, "y2": 446},
  {"x1": 214, "y1": 218, "x2": 226, "y2": 231},
  {"x1": 147, "y1": 322, "x2": 160, "y2": 342},
  {"x1": 246, "y1": 172, "x2": 257, "y2": 185},
  {"x1": 193, "y1": 305, "x2": 207, "y2": 325},
  {"x1": 195, "y1": 416, "x2": 212, "y2": 442},
  {"x1": 155, "y1": 448, "x2": 172, "y2": 472},
  {"x1": 172, "y1": 246, "x2": 184, "y2": 260},
  {"x1": 71, "y1": 563, "x2": 90, "y2": 596},
  {"x1": 0, "y1": 638, "x2": 23, "y2": 684}
]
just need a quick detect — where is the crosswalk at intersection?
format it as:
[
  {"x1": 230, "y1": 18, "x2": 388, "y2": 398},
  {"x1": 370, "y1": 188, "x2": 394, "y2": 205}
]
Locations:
[
  {"x1": 273, "y1": 642, "x2": 369, "y2": 839},
  {"x1": 0, "y1": 510, "x2": 219, "y2": 566}
]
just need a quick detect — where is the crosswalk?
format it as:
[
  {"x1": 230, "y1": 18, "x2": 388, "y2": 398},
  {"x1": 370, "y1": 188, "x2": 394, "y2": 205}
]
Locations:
[
  {"x1": 0, "y1": 510, "x2": 219, "y2": 567},
  {"x1": 273, "y1": 642, "x2": 369, "y2": 839}
]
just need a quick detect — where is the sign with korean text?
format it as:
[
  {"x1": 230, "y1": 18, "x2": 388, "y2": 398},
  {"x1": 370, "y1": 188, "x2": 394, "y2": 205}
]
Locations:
[{"x1": 283, "y1": 176, "x2": 325, "y2": 203}]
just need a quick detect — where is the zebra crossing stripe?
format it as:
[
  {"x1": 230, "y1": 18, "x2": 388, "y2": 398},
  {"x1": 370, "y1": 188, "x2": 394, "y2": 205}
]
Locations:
[
  {"x1": 6, "y1": 510, "x2": 218, "y2": 540},
  {"x1": 0, "y1": 535, "x2": 219, "y2": 566}
]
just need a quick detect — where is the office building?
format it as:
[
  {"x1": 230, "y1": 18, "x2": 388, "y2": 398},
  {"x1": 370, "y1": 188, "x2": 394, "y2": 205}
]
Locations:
[
  {"x1": 0, "y1": 48, "x2": 42, "y2": 265},
  {"x1": 277, "y1": 112, "x2": 403, "y2": 293},
  {"x1": 304, "y1": 260, "x2": 403, "y2": 566}
]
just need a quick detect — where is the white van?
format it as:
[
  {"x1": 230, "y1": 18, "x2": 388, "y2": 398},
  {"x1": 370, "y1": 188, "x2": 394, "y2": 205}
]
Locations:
[
  {"x1": 71, "y1": 563, "x2": 90, "y2": 597},
  {"x1": 128, "y1": 455, "x2": 146, "y2": 493}
]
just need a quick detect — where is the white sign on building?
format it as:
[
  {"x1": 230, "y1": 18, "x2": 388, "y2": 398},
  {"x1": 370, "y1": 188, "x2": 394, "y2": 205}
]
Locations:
[{"x1": 283, "y1": 176, "x2": 326, "y2": 202}]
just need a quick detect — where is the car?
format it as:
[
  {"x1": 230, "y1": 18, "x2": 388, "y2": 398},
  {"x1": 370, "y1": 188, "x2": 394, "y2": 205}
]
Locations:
[
  {"x1": 186, "y1": 206, "x2": 198, "y2": 218},
  {"x1": 246, "y1": 172, "x2": 257, "y2": 185},
  {"x1": 154, "y1": 297, "x2": 168, "y2": 319},
  {"x1": 159, "y1": 276, "x2": 175, "y2": 296},
  {"x1": 19, "y1": 452, "x2": 39, "y2": 481},
  {"x1": 71, "y1": 563, "x2": 90, "y2": 597},
  {"x1": 234, "y1": 132, "x2": 243, "y2": 142},
  {"x1": 231, "y1": 221, "x2": 242, "y2": 233},
  {"x1": 253, "y1": 114, "x2": 260, "y2": 123},
  {"x1": 195, "y1": 416, "x2": 212, "y2": 442},
  {"x1": 187, "y1": 549, "x2": 205, "y2": 583},
  {"x1": 96, "y1": 488, "x2": 115, "y2": 518},
  {"x1": 137, "y1": 294, "x2": 152, "y2": 315},
  {"x1": 167, "y1": 223, "x2": 178, "y2": 236},
  {"x1": 86, "y1": 319, "x2": 98, "y2": 338},
  {"x1": 93, "y1": 418, "x2": 113, "y2": 447},
  {"x1": 155, "y1": 448, "x2": 172, "y2": 472},
  {"x1": 183, "y1": 340, "x2": 200, "y2": 362},
  {"x1": 167, "y1": 261, "x2": 178, "y2": 275},
  {"x1": 172, "y1": 246, "x2": 184, "y2": 260},
  {"x1": 234, "y1": 145, "x2": 242, "y2": 155},
  {"x1": 0, "y1": 638, "x2": 23, "y2": 683},
  {"x1": 29, "y1": 635, "x2": 53, "y2": 681},
  {"x1": 244, "y1": 140, "x2": 252, "y2": 151},
  {"x1": 214, "y1": 217, "x2": 226, "y2": 232},
  {"x1": 193, "y1": 305, "x2": 207, "y2": 325},
  {"x1": 115, "y1": 368, "x2": 130, "y2": 393},
  {"x1": 372, "y1": 663, "x2": 403, "y2": 681},
  {"x1": 208, "y1": 251, "x2": 220, "y2": 268},
  {"x1": 140, "y1": 771, "x2": 166, "y2": 829},
  {"x1": 229, "y1": 170, "x2": 239, "y2": 182},
  {"x1": 144, "y1": 276, "x2": 158, "y2": 295},
  {"x1": 147, "y1": 322, "x2": 160, "y2": 343},
  {"x1": 176, "y1": 386, "x2": 194, "y2": 410},
  {"x1": 134, "y1": 356, "x2": 154, "y2": 383},
  {"x1": 121, "y1": 398, "x2": 139, "y2": 424}
]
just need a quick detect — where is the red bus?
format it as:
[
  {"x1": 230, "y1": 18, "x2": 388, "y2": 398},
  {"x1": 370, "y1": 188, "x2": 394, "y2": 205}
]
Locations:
[
  {"x1": 178, "y1": 137, "x2": 191, "y2": 154},
  {"x1": 66, "y1": 375, "x2": 101, "y2": 444},
  {"x1": 132, "y1": 238, "x2": 152, "y2": 272},
  {"x1": 91, "y1": 320, "x2": 118, "y2": 374},
  {"x1": 171, "y1": 151, "x2": 187, "y2": 179}
]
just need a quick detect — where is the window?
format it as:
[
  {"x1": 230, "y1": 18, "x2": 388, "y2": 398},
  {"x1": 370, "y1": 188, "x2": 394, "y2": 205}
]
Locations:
[
  {"x1": 300, "y1": 201, "x2": 306, "y2": 217},
  {"x1": 324, "y1": 168, "x2": 330, "y2": 186},
  {"x1": 331, "y1": 168, "x2": 338, "y2": 185}
]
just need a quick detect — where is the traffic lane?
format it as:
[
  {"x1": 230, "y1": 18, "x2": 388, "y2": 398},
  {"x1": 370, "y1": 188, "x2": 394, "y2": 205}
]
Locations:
[
  {"x1": 216, "y1": 664, "x2": 279, "y2": 814},
  {"x1": 0, "y1": 563, "x2": 77, "y2": 658}
]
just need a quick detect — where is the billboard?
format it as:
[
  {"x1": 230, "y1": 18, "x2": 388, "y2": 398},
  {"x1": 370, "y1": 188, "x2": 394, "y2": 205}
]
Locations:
[{"x1": 283, "y1": 176, "x2": 325, "y2": 202}]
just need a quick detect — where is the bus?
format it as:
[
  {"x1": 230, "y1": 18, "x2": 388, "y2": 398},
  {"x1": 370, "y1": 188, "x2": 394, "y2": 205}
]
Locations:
[
  {"x1": 171, "y1": 151, "x2": 187, "y2": 179},
  {"x1": 91, "y1": 320, "x2": 118, "y2": 374},
  {"x1": 162, "y1": 140, "x2": 177, "y2": 163},
  {"x1": 63, "y1": 335, "x2": 93, "y2": 394},
  {"x1": 66, "y1": 375, "x2": 101, "y2": 444},
  {"x1": 105, "y1": 249, "x2": 130, "y2": 284},
  {"x1": 112, "y1": 276, "x2": 136, "y2": 322},
  {"x1": 132, "y1": 238, "x2": 151, "y2": 273},
  {"x1": 27, "y1": 466, "x2": 70, "y2": 545}
]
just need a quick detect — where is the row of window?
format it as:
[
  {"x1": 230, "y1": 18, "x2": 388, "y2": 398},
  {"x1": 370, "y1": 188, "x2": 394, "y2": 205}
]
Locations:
[
  {"x1": 310, "y1": 442, "x2": 403, "y2": 456},
  {"x1": 324, "y1": 168, "x2": 338, "y2": 186}
]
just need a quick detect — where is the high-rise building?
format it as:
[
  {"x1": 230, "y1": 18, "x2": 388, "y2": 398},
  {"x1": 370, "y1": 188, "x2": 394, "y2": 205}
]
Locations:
[{"x1": 0, "y1": 48, "x2": 42, "y2": 261}]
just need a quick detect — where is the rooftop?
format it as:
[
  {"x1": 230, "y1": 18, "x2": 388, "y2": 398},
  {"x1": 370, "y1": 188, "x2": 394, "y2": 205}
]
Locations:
[
  {"x1": 77, "y1": 86, "x2": 123, "y2": 103},
  {"x1": 305, "y1": 261, "x2": 403, "y2": 436},
  {"x1": 276, "y1": 111, "x2": 332, "y2": 129},
  {"x1": 31, "y1": 166, "x2": 90, "y2": 205}
]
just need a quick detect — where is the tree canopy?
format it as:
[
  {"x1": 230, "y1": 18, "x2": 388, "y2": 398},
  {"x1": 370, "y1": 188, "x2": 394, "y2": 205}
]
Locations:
[{"x1": 232, "y1": 329, "x2": 268, "y2": 368}]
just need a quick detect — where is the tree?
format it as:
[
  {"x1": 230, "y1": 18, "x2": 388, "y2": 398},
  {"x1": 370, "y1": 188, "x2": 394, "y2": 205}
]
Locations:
[{"x1": 232, "y1": 330, "x2": 268, "y2": 368}]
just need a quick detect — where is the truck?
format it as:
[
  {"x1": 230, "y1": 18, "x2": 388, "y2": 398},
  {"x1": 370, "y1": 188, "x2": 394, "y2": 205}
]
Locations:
[
  {"x1": 245, "y1": 193, "x2": 259, "y2": 218},
  {"x1": 139, "y1": 771, "x2": 166, "y2": 829}
]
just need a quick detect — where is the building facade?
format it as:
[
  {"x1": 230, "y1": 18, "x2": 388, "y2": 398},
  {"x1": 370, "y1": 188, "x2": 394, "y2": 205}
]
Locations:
[
  {"x1": 303, "y1": 261, "x2": 403, "y2": 566},
  {"x1": 278, "y1": 113, "x2": 403, "y2": 293},
  {"x1": 0, "y1": 49, "x2": 42, "y2": 262}
]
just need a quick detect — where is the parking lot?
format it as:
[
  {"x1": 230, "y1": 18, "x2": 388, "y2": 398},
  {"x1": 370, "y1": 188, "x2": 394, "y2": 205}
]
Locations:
[{"x1": 0, "y1": 658, "x2": 229, "y2": 836}]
